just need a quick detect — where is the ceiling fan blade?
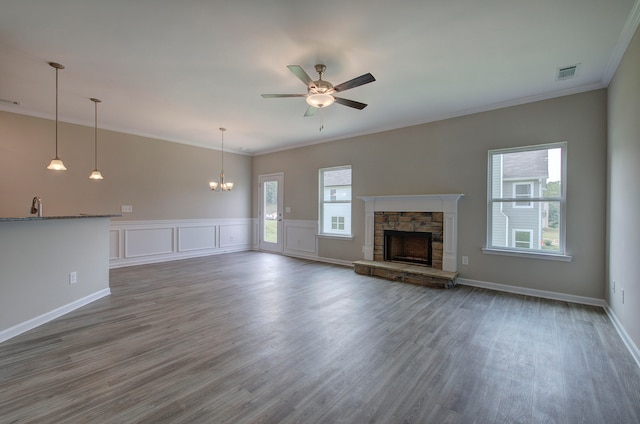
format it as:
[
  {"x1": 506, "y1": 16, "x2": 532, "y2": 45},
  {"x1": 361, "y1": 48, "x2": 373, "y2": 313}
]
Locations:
[
  {"x1": 334, "y1": 97, "x2": 368, "y2": 110},
  {"x1": 333, "y1": 73, "x2": 376, "y2": 92},
  {"x1": 261, "y1": 94, "x2": 307, "y2": 98},
  {"x1": 287, "y1": 65, "x2": 315, "y2": 87},
  {"x1": 304, "y1": 106, "x2": 317, "y2": 117}
]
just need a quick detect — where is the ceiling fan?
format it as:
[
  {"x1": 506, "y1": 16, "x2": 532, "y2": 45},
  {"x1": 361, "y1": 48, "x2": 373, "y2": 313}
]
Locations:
[{"x1": 261, "y1": 64, "x2": 375, "y2": 117}]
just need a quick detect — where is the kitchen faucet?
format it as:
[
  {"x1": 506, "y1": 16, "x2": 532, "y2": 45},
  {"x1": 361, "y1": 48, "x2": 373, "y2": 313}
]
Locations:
[{"x1": 30, "y1": 196, "x2": 42, "y2": 217}]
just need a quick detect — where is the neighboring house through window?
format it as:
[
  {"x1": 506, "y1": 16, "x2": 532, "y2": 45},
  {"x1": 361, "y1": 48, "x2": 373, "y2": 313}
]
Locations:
[
  {"x1": 513, "y1": 182, "x2": 534, "y2": 208},
  {"x1": 486, "y1": 142, "x2": 567, "y2": 258},
  {"x1": 331, "y1": 216, "x2": 345, "y2": 230},
  {"x1": 319, "y1": 166, "x2": 352, "y2": 236},
  {"x1": 513, "y1": 229, "x2": 533, "y2": 249}
]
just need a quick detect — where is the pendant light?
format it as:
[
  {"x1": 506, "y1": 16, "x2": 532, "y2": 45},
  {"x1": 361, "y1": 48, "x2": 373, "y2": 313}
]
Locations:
[
  {"x1": 46, "y1": 62, "x2": 67, "y2": 171},
  {"x1": 209, "y1": 127, "x2": 234, "y2": 191},
  {"x1": 88, "y1": 98, "x2": 104, "y2": 180}
]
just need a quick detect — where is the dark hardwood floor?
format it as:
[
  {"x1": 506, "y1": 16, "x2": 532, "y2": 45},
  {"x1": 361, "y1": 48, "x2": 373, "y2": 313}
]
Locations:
[{"x1": 1, "y1": 252, "x2": 639, "y2": 423}]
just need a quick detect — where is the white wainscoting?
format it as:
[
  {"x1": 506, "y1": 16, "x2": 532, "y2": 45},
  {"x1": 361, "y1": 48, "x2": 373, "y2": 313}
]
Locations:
[
  {"x1": 220, "y1": 224, "x2": 251, "y2": 248},
  {"x1": 283, "y1": 219, "x2": 318, "y2": 258},
  {"x1": 110, "y1": 219, "x2": 254, "y2": 268}
]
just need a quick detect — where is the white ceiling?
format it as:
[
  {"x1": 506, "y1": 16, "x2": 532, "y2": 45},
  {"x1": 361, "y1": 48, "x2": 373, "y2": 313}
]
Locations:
[{"x1": 0, "y1": 0, "x2": 638, "y2": 155}]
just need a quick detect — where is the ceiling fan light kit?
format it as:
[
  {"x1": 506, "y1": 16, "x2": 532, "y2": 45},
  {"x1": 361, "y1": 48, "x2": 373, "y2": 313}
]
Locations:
[
  {"x1": 262, "y1": 64, "x2": 375, "y2": 116},
  {"x1": 306, "y1": 93, "x2": 335, "y2": 108}
]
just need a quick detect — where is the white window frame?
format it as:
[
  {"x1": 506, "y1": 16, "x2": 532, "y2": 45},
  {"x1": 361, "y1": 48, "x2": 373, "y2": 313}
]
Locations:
[
  {"x1": 513, "y1": 182, "x2": 534, "y2": 208},
  {"x1": 484, "y1": 142, "x2": 571, "y2": 261},
  {"x1": 512, "y1": 229, "x2": 533, "y2": 249},
  {"x1": 319, "y1": 165, "x2": 353, "y2": 238}
]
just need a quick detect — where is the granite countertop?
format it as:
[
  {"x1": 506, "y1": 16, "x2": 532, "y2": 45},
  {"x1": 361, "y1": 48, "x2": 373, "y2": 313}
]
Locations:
[{"x1": 0, "y1": 214, "x2": 122, "y2": 222}]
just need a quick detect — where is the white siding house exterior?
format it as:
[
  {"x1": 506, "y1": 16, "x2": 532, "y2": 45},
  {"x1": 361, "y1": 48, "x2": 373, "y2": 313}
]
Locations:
[
  {"x1": 320, "y1": 167, "x2": 352, "y2": 236},
  {"x1": 491, "y1": 149, "x2": 548, "y2": 250}
]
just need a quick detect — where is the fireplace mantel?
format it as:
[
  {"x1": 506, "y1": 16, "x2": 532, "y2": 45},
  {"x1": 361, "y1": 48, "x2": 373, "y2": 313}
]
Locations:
[{"x1": 359, "y1": 194, "x2": 464, "y2": 272}]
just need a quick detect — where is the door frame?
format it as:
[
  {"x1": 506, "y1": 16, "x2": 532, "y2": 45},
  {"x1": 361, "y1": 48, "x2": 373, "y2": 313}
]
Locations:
[{"x1": 258, "y1": 172, "x2": 284, "y2": 253}]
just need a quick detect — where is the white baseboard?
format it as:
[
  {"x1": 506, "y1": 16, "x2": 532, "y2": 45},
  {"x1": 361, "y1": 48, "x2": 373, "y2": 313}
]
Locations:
[
  {"x1": 0, "y1": 288, "x2": 111, "y2": 344},
  {"x1": 458, "y1": 278, "x2": 640, "y2": 369},
  {"x1": 283, "y1": 251, "x2": 354, "y2": 268},
  {"x1": 109, "y1": 246, "x2": 249, "y2": 268},
  {"x1": 457, "y1": 278, "x2": 606, "y2": 307},
  {"x1": 252, "y1": 246, "x2": 354, "y2": 268},
  {"x1": 604, "y1": 305, "x2": 640, "y2": 369}
]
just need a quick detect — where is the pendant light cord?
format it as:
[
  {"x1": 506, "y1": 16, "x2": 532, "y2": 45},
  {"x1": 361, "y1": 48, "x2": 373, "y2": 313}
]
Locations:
[
  {"x1": 55, "y1": 66, "x2": 59, "y2": 156},
  {"x1": 94, "y1": 100, "x2": 98, "y2": 168}
]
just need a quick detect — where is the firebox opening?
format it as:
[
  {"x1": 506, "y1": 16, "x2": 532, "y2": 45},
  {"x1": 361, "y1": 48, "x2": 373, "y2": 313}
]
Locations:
[{"x1": 384, "y1": 230, "x2": 432, "y2": 266}]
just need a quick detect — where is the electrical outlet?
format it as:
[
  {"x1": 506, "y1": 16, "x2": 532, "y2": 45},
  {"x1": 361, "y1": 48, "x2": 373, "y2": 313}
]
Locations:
[
  {"x1": 621, "y1": 288, "x2": 625, "y2": 304},
  {"x1": 121, "y1": 205, "x2": 133, "y2": 213},
  {"x1": 462, "y1": 256, "x2": 469, "y2": 265},
  {"x1": 69, "y1": 271, "x2": 77, "y2": 285}
]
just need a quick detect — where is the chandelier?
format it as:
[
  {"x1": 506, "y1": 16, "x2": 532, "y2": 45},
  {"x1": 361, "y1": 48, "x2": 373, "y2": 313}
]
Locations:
[{"x1": 209, "y1": 127, "x2": 234, "y2": 191}]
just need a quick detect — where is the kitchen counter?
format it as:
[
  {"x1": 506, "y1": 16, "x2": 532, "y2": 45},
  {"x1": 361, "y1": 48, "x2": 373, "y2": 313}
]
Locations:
[{"x1": 1, "y1": 215, "x2": 117, "y2": 342}]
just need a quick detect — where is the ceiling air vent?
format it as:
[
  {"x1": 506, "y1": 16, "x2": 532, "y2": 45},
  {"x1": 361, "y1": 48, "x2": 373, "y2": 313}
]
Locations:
[{"x1": 557, "y1": 64, "x2": 580, "y2": 80}]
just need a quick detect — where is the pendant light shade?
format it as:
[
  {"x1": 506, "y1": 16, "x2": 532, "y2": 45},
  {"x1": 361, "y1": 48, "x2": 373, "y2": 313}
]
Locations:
[
  {"x1": 88, "y1": 98, "x2": 104, "y2": 180},
  {"x1": 46, "y1": 62, "x2": 67, "y2": 171},
  {"x1": 47, "y1": 158, "x2": 67, "y2": 171},
  {"x1": 209, "y1": 127, "x2": 234, "y2": 191}
]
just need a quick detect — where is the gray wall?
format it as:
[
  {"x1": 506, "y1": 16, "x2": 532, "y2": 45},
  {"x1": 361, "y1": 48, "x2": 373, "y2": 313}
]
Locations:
[
  {"x1": 607, "y1": 26, "x2": 640, "y2": 349},
  {"x1": 1, "y1": 218, "x2": 110, "y2": 333},
  {"x1": 253, "y1": 90, "x2": 607, "y2": 299},
  {"x1": 0, "y1": 111, "x2": 252, "y2": 220}
]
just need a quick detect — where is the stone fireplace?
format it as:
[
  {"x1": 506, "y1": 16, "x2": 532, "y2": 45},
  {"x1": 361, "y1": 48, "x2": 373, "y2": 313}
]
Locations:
[
  {"x1": 354, "y1": 194, "x2": 463, "y2": 288},
  {"x1": 358, "y1": 194, "x2": 463, "y2": 275},
  {"x1": 377, "y1": 212, "x2": 441, "y2": 267},
  {"x1": 384, "y1": 229, "x2": 433, "y2": 266}
]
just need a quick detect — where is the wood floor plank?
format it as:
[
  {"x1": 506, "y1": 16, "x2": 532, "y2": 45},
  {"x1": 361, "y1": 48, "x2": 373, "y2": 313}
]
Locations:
[{"x1": 1, "y1": 251, "x2": 639, "y2": 423}]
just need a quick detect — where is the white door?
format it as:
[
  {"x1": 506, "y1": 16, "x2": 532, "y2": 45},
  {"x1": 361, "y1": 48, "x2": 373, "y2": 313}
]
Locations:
[{"x1": 259, "y1": 173, "x2": 284, "y2": 253}]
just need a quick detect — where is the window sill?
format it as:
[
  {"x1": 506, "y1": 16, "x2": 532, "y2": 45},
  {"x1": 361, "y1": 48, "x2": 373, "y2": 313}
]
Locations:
[
  {"x1": 317, "y1": 233, "x2": 354, "y2": 241},
  {"x1": 482, "y1": 247, "x2": 572, "y2": 262}
]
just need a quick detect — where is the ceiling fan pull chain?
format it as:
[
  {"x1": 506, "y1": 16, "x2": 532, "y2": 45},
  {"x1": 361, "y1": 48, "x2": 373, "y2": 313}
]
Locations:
[{"x1": 319, "y1": 108, "x2": 324, "y2": 132}]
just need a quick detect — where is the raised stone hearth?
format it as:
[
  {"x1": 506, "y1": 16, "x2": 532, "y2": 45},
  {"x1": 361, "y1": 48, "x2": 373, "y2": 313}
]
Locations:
[{"x1": 353, "y1": 260, "x2": 458, "y2": 289}]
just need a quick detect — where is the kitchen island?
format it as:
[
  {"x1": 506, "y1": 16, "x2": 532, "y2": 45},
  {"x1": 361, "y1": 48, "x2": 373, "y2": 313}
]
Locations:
[{"x1": 0, "y1": 215, "x2": 119, "y2": 342}]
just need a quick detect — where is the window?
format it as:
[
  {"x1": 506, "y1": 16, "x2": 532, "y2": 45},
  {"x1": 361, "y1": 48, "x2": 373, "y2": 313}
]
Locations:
[
  {"x1": 319, "y1": 166, "x2": 352, "y2": 236},
  {"x1": 486, "y1": 142, "x2": 568, "y2": 259},
  {"x1": 513, "y1": 229, "x2": 533, "y2": 248}
]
